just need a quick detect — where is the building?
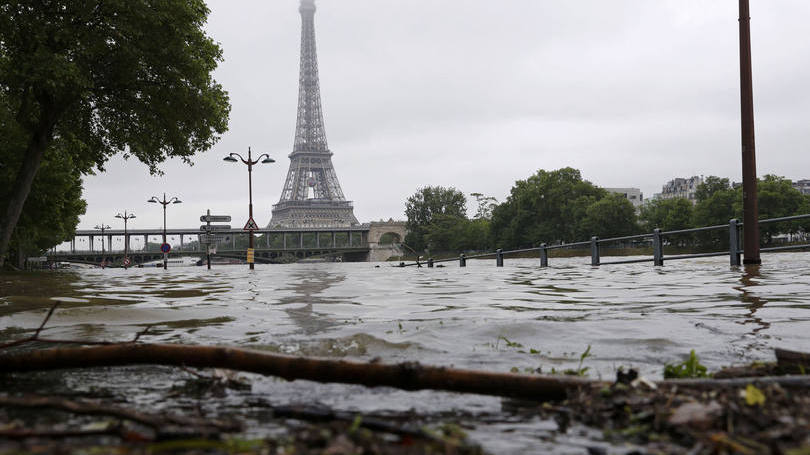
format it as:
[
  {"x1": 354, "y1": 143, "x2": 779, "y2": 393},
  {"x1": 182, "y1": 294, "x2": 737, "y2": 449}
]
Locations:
[
  {"x1": 793, "y1": 179, "x2": 810, "y2": 195},
  {"x1": 604, "y1": 188, "x2": 644, "y2": 208},
  {"x1": 655, "y1": 176, "x2": 704, "y2": 203},
  {"x1": 269, "y1": 0, "x2": 359, "y2": 228}
]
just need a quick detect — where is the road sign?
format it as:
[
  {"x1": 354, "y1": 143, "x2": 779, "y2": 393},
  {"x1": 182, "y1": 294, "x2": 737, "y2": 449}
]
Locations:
[
  {"x1": 160, "y1": 243, "x2": 171, "y2": 253},
  {"x1": 200, "y1": 234, "x2": 228, "y2": 244},
  {"x1": 199, "y1": 225, "x2": 231, "y2": 231},
  {"x1": 200, "y1": 215, "x2": 231, "y2": 223},
  {"x1": 246, "y1": 248, "x2": 254, "y2": 264},
  {"x1": 243, "y1": 217, "x2": 259, "y2": 231},
  {"x1": 123, "y1": 258, "x2": 131, "y2": 267}
]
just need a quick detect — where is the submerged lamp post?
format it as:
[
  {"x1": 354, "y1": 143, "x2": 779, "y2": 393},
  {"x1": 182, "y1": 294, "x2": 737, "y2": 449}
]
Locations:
[
  {"x1": 115, "y1": 211, "x2": 136, "y2": 269},
  {"x1": 738, "y1": 0, "x2": 761, "y2": 265},
  {"x1": 147, "y1": 193, "x2": 182, "y2": 270},
  {"x1": 93, "y1": 224, "x2": 110, "y2": 268},
  {"x1": 224, "y1": 147, "x2": 275, "y2": 270}
]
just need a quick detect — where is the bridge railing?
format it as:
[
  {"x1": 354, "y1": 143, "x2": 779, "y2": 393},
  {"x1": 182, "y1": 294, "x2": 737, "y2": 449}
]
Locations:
[{"x1": 402, "y1": 213, "x2": 810, "y2": 268}]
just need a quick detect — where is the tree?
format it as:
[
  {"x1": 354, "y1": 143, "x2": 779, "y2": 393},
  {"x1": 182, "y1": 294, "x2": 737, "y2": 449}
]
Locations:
[
  {"x1": 0, "y1": 0, "x2": 231, "y2": 266},
  {"x1": 748, "y1": 175, "x2": 810, "y2": 243},
  {"x1": 404, "y1": 186, "x2": 466, "y2": 252},
  {"x1": 639, "y1": 198, "x2": 695, "y2": 247},
  {"x1": 469, "y1": 192, "x2": 498, "y2": 220},
  {"x1": 695, "y1": 176, "x2": 731, "y2": 203},
  {"x1": 580, "y1": 194, "x2": 639, "y2": 239},
  {"x1": 490, "y1": 168, "x2": 606, "y2": 249}
]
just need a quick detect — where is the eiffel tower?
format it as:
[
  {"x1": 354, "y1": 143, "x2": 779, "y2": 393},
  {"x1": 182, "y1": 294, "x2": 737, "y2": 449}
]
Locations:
[{"x1": 269, "y1": 0, "x2": 359, "y2": 228}]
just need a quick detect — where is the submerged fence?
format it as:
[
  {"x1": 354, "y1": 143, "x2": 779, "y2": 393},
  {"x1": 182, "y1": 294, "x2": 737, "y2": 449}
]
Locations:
[{"x1": 404, "y1": 214, "x2": 810, "y2": 268}]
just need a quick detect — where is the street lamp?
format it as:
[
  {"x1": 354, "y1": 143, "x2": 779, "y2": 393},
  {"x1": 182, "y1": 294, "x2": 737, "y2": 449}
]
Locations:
[
  {"x1": 224, "y1": 147, "x2": 274, "y2": 270},
  {"x1": 93, "y1": 224, "x2": 111, "y2": 269},
  {"x1": 147, "y1": 193, "x2": 182, "y2": 270},
  {"x1": 115, "y1": 211, "x2": 136, "y2": 269}
]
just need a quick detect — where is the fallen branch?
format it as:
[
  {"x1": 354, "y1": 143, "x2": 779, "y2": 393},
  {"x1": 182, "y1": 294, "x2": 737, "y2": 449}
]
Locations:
[
  {"x1": 0, "y1": 343, "x2": 590, "y2": 402},
  {"x1": 0, "y1": 425, "x2": 139, "y2": 441},
  {"x1": 0, "y1": 394, "x2": 240, "y2": 433}
]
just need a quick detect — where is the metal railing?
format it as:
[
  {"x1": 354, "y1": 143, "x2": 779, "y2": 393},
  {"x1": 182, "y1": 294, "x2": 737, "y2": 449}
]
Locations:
[{"x1": 401, "y1": 214, "x2": 810, "y2": 268}]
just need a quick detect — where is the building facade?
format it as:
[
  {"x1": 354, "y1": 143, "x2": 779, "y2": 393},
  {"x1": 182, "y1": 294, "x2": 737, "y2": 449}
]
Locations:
[
  {"x1": 654, "y1": 176, "x2": 704, "y2": 203},
  {"x1": 793, "y1": 179, "x2": 810, "y2": 195},
  {"x1": 604, "y1": 188, "x2": 644, "y2": 208}
]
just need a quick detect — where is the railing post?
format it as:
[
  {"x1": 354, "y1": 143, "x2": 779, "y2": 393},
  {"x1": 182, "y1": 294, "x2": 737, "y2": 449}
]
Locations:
[
  {"x1": 590, "y1": 236, "x2": 600, "y2": 266},
  {"x1": 653, "y1": 228, "x2": 664, "y2": 266},
  {"x1": 729, "y1": 219, "x2": 741, "y2": 266},
  {"x1": 540, "y1": 243, "x2": 548, "y2": 267},
  {"x1": 459, "y1": 253, "x2": 466, "y2": 267},
  {"x1": 496, "y1": 249, "x2": 504, "y2": 267},
  {"x1": 427, "y1": 257, "x2": 434, "y2": 268}
]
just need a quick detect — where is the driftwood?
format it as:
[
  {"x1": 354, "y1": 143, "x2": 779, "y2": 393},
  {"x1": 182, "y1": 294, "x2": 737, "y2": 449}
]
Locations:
[
  {"x1": 0, "y1": 343, "x2": 589, "y2": 402},
  {"x1": 0, "y1": 394, "x2": 240, "y2": 433}
]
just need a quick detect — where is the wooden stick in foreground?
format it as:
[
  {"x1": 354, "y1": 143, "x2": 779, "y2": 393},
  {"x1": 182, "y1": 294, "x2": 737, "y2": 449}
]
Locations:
[{"x1": 0, "y1": 343, "x2": 590, "y2": 402}]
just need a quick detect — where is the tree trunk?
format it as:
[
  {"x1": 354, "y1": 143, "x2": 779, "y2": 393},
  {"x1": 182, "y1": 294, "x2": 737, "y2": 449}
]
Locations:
[
  {"x1": 0, "y1": 111, "x2": 57, "y2": 268},
  {"x1": 0, "y1": 343, "x2": 590, "y2": 402}
]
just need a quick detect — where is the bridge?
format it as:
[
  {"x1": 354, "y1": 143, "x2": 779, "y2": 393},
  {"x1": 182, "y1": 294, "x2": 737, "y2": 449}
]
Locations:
[{"x1": 48, "y1": 222, "x2": 407, "y2": 267}]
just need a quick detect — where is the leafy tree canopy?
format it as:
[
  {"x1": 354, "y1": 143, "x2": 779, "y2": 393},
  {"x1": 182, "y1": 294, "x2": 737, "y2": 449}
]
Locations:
[
  {"x1": 0, "y1": 0, "x2": 231, "y2": 266},
  {"x1": 490, "y1": 167, "x2": 606, "y2": 248},
  {"x1": 639, "y1": 198, "x2": 694, "y2": 232},
  {"x1": 404, "y1": 186, "x2": 466, "y2": 252},
  {"x1": 580, "y1": 194, "x2": 639, "y2": 239}
]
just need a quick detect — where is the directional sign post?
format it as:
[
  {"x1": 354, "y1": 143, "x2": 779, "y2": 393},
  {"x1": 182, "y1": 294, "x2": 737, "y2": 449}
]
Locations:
[
  {"x1": 199, "y1": 225, "x2": 231, "y2": 231},
  {"x1": 200, "y1": 215, "x2": 231, "y2": 223},
  {"x1": 201, "y1": 209, "x2": 232, "y2": 270}
]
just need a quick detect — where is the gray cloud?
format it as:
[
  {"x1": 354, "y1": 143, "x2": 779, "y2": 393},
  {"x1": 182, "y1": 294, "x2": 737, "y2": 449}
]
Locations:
[{"x1": 79, "y1": 0, "x2": 810, "y2": 231}]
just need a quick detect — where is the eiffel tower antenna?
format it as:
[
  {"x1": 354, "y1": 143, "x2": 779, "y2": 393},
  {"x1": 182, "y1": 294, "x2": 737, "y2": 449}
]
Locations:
[{"x1": 270, "y1": 0, "x2": 359, "y2": 228}]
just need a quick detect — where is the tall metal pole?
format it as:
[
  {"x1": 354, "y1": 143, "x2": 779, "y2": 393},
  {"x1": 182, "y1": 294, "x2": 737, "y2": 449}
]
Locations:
[
  {"x1": 162, "y1": 193, "x2": 168, "y2": 270},
  {"x1": 101, "y1": 226, "x2": 106, "y2": 269},
  {"x1": 739, "y1": 0, "x2": 761, "y2": 265},
  {"x1": 248, "y1": 147, "x2": 255, "y2": 270},
  {"x1": 224, "y1": 147, "x2": 273, "y2": 271}
]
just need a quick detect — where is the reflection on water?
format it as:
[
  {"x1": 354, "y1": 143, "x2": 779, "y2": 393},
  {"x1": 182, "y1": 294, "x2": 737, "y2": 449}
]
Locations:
[{"x1": 2, "y1": 254, "x2": 810, "y2": 453}]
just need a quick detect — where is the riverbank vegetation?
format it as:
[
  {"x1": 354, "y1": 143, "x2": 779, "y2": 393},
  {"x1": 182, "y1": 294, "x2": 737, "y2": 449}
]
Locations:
[{"x1": 405, "y1": 168, "x2": 810, "y2": 256}]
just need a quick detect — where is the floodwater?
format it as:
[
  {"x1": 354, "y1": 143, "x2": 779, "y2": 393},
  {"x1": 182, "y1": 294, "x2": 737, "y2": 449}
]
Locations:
[{"x1": 2, "y1": 254, "x2": 809, "y2": 453}]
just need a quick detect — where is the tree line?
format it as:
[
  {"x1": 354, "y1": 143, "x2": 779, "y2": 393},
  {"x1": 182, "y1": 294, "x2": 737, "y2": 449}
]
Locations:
[{"x1": 404, "y1": 168, "x2": 810, "y2": 255}]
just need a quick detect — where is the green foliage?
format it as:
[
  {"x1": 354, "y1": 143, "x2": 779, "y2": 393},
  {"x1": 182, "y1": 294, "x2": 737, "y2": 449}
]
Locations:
[
  {"x1": 639, "y1": 198, "x2": 694, "y2": 232},
  {"x1": 580, "y1": 194, "x2": 640, "y2": 239},
  {"x1": 695, "y1": 176, "x2": 732, "y2": 203},
  {"x1": 1, "y1": 102, "x2": 85, "y2": 265},
  {"x1": 490, "y1": 167, "x2": 607, "y2": 249},
  {"x1": 404, "y1": 186, "x2": 466, "y2": 252},
  {"x1": 0, "y1": 0, "x2": 230, "y2": 172},
  {"x1": 753, "y1": 175, "x2": 810, "y2": 243},
  {"x1": 564, "y1": 344, "x2": 592, "y2": 376},
  {"x1": 0, "y1": 0, "x2": 230, "y2": 264},
  {"x1": 663, "y1": 350, "x2": 709, "y2": 379}
]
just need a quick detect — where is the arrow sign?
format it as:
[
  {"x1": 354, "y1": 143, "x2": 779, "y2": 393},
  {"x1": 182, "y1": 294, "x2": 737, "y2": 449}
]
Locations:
[
  {"x1": 200, "y1": 225, "x2": 231, "y2": 231},
  {"x1": 200, "y1": 215, "x2": 231, "y2": 223},
  {"x1": 243, "y1": 217, "x2": 259, "y2": 231}
]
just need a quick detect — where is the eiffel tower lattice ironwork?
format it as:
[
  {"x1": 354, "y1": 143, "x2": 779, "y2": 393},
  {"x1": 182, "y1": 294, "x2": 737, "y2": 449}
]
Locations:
[{"x1": 269, "y1": 0, "x2": 359, "y2": 228}]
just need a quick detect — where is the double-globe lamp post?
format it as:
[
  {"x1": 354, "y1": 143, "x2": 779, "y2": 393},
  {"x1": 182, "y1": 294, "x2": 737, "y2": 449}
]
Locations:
[
  {"x1": 224, "y1": 147, "x2": 274, "y2": 270},
  {"x1": 93, "y1": 224, "x2": 110, "y2": 269},
  {"x1": 147, "y1": 193, "x2": 182, "y2": 270},
  {"x1": 115, "y1": 211, "x2": 136, "y2": 269}
]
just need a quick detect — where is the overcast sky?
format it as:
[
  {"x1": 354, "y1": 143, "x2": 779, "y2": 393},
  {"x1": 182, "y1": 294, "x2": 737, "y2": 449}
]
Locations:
[{"x1": 77, "y1": 0, "x2": 810, "y2": 233}]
